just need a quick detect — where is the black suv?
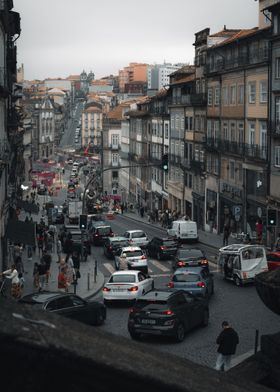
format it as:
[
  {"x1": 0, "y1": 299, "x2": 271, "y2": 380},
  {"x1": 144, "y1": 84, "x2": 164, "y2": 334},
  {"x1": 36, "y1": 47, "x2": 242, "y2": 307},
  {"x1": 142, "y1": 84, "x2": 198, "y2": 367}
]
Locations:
[
  {"x1": 128, "y1": 289, "x2": 209, "y2": 342},
  {"x1": 103, "y1": 236, "x2": 129, "y2": 259},
  {"x1": 146, "y1": 237, "x2": 179, "y2": 260},
  {"x1": 90, "y1": 222, "x2": 114, "y2": 245},
  {"x1": 172, "y1": 247, "x2": 209, "y2": 271}
]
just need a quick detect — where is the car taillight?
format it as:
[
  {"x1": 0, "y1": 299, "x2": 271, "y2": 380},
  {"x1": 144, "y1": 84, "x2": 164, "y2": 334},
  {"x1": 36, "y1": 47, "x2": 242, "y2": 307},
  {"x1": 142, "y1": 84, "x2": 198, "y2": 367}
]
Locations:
[
  {"x1": 141, "y1": 256, "x2": 147, "y2": 260},
  {"x1": 160, "y1": 246, "x2": 167, "y2": 250},
  {"x1": 128, "y1": 286, "x2": 138, "y2": 292},
  {"x1": 102, "y1": 287, "x2": 111, "y2": 292},
  {"x1": 128, "y1": 239, "x2": 133, "y2": 243},
  {"x1": 196, "y1": 282, "x2": 205, "y2": 288},
  {"x1": 161, "y1": 310, "x2": 174, "y2": 315},
  {"x1": 200, "y1": 259, "x2": 208, "y2": 265},
  {"x1": 168, "y1": 282, "x2": 174, "y2": 288},
  {"x1": 178, "y1": 261, "x2": 185, "y2": 267}
]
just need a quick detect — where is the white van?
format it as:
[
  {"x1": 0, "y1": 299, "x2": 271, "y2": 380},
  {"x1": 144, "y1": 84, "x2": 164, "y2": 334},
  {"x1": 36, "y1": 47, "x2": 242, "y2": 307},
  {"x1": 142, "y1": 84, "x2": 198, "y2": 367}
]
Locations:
[
  {"x1": 218, "y1": 244, "x2": 268, "y2": 286},
  {"x1": 167, "y1": 220, "x2": 198, "y2": 242}
]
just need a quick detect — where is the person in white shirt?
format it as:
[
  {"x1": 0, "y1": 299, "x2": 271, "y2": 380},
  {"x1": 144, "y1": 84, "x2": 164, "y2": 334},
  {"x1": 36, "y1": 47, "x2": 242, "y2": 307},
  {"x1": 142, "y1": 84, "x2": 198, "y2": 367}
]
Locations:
[{"x1": 0, "y1": 264, "x2": 22, "y2": 299}]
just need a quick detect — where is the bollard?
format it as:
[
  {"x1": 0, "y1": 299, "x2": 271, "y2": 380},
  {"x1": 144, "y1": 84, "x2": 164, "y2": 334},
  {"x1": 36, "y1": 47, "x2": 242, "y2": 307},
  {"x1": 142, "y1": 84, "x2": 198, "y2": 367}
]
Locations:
[
  {"x1": 87, "y1": 272, "x2": 90, "y2": 291},
  {"x1": 254, "y1": 329, "x2": 259, "y2": 354}
]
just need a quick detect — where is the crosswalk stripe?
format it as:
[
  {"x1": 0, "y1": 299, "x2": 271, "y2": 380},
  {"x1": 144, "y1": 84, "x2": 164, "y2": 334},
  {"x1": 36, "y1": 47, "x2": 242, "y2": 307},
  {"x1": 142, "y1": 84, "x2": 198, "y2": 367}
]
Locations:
[
  {"x1": 103, "y1": 263, "x2": 115, "y2": 274},
  {"x1": 150, "y1": 259, "x2": 170, "y2": 272}
]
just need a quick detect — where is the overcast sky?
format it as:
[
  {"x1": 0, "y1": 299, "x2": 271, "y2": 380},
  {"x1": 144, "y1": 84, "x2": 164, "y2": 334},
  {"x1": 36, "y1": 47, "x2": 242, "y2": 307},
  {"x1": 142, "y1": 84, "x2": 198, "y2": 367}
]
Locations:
[{"x1": 14, "y1": 0, "x2": 259, "y2": 81}]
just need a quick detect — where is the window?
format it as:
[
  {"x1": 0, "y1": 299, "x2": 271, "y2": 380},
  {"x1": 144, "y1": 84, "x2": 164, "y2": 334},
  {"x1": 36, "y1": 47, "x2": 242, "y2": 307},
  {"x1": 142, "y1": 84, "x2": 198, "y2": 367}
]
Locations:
[
  {"x1": 276, "y1": 58, "x2": 280, "y2": 79},
  {"x1": 230, "y1": 122, "x2": 236, "y2": 142},
  {"x1": 208, "y1": 88, "x2": 213, "y2": 106},
  {"x1": 230, "y1": 85, "x2": 236, "y2": 105},
  {"x1": 238, "y1": 123, "x2": 244, "y2": 144},
  {"x1": 237, "y1": 85, "x2": 244, "y2": 105},
  {"x1": 275, "y1": 146, "x2": 280, "y2": 167},
  {"x1": 222, "y1": 86, "x2": 228, "y2": 105},
  {"x1": 214, "y1": 87, "x2": 220, "y2": 106},
  {"x1": 248, "y1": 82, "x2": 256, "y2": 104},
  {"x1": 249, "y1": 122, "x2": 255, "y2": 145},
  {"x1": 238, "y1": 163, "x2": 243, "y2": 182},
  {"x1": 229, "y1": 161, "x2": 235, "y2": 180},
  {"x1": 223, "y1": 122, "x2": 229, "y2": 141},
  {"x1": 165, "y1": 123, "x2": 169, "y2": 139},
  {"x1": 260, "y1": 81, "x2": 267, "y2": 103},
  {"x1": 207, "y1": 120, "x2": 212, "y2": 138}
]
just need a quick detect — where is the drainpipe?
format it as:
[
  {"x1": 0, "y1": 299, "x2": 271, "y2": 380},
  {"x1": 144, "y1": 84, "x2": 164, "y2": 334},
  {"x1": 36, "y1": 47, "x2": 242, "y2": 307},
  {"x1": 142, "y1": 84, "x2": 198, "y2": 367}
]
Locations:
[{"x1": 243, "y1": 68, "x2": 247, "y2": 234}]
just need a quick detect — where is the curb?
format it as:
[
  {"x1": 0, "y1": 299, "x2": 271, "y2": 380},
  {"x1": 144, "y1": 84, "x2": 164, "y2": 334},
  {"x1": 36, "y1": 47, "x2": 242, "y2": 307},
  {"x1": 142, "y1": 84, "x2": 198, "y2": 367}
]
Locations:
[{"x1": 84, "y1": 273, "x2": 105, "y2": 300}]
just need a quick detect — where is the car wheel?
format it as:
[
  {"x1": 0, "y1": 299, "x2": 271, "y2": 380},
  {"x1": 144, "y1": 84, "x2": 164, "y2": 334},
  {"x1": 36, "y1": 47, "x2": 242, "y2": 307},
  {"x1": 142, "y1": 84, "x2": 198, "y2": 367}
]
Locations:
[
  {"x1": 234, "y1": 275, "x2": 243, "y2": 287},
  {"x1": 201, "y1": 309, "x2": 209, "y2": 327},
  {"x1": 157, "y1": 252, "x2": 162, "y2": 261},
  {"x1": 174, "y1": 322, "x2": 185, "y2": 343},
  {"x1": 130, "y1": 331, "x2": 141, "y2": 341}
]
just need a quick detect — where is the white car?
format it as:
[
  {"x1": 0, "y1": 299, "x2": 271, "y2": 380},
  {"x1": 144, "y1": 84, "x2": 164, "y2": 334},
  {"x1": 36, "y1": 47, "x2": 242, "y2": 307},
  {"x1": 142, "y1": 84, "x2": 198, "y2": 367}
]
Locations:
[
  {"x1": 114, "y1": 246, "x2": 148, "y2": 273},
  {"x1": 123, "y1": 230, "x2": 149, "y2": 249},
  {"x1": 102, "y1": 270, "x2": 154, "y2": 304}
]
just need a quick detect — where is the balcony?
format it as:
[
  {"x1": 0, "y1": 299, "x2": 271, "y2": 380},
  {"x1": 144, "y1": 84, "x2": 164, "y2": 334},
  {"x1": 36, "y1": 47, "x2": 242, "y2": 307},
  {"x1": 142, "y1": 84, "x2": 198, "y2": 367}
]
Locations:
[
  {"x1": 206, "y1": 49, "x2": 269, "y2": 75},
  {"x1": 110, "y1": 143, "x2": 120, "y2": 150},
  {"x1": 190, "y1": 93, "x2": 207, "y2": 106},
  {"x1": 170, "y1": 154, "x2": 182, "y2": 165},
  {"x1": 270, "y1": 120, "x2": 280, "y2": 138},
  {"x1": 205, "y1": 137, "x2": 221, "y2": 153},
  {"x1": 244, "y1": 144, "x2": 267, "y2": 161},
  {"x1": 171, "y1": 95, "x2": 191, "y2": 106},
  {"x1": 180, "y1": 158, "x2": 191, "y2": 170},
  {"x1": 190, "y1": 159, "x2": 205, "y2": 174}
]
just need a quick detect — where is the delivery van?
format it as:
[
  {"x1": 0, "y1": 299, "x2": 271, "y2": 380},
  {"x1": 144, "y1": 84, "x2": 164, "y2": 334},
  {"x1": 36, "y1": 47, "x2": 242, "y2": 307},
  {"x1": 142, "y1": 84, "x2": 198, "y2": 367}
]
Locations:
[
  {"x1": 218, "y1": 244, "x2": 268, "y2": 286},
  {"x1": 167, "y1": 220, "x2": 198, "y2": 242}
]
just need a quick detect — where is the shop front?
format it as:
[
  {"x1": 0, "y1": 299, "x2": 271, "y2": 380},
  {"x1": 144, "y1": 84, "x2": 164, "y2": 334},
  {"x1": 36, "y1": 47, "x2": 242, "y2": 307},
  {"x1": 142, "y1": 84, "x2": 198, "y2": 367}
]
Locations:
[
  {"x1": 219, "y1": 182, "x2": 243, "y2": 235},
  {"x1": 192, "y1": 192, "x2": 204, "y2": 230}
]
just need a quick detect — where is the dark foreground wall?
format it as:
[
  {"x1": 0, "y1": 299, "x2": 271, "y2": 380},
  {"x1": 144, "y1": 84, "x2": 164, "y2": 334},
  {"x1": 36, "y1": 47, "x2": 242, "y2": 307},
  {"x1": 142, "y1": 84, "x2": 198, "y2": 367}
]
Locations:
[{"x1": 0, "y1": 298, "x2": 277, "y2": 392}]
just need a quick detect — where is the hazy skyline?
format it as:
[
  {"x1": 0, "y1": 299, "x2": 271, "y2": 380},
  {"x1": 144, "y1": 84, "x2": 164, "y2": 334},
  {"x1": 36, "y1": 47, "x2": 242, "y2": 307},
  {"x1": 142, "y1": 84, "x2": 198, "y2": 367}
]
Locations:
[{"x1": 14, "y1": 0, "x2": 259, "y2": 81}]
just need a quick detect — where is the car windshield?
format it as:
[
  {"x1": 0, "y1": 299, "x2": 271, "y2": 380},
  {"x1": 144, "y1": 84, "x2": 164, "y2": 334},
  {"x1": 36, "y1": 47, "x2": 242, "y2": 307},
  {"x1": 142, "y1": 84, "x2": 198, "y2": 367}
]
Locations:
[
  {"x1": 97, "y1": 227, "x2": 111, "y2": 235},
  {"x1": 173, "y1": 273, "x2": 200, "y2": 282},
  {"x1": 109, "y1": 274, "x2": 136, "y2": 283},
  {"x1": 177, "y1": 249, "x2": 204, "y2": 258},
  {"x1": 132, "y1": 232, "x2": 146, "y2": 238},
  {"x1": 135, "y1": 299, "x2": 168, "y2": 308},
  {"x1": 124, "y1": 250, "x2": 143, "y2": 257}
]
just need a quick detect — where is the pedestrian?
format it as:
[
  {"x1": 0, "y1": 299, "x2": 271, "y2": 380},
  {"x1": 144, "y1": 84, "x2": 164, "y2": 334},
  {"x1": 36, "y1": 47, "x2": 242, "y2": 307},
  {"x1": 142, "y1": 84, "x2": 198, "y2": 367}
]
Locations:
[
  {"x1": 223, "y1": 225, "x2": 230, "y2": 246},
  {"x1": 56, "y1": 237, "x2": 62, "y2": 263},
  {"x1": 33, "y1": 262, "x2": 40, "y2": 289},
  {"x1": 0, "y1": 264, "x2": 22, "y2": 299},
  {"x1": 256, "y1": 219, "x2": 263, "y2": 244},
  {"x1": 41, "y1": 250, "x2": 52, "y2": 284},
  {"x1": 14, "y1": 256, "x2": 24, "y2": 280},
  {"x1": 57, "y1": 266, "x2": 68, "y2": 292},
  {"x1": 215, "y1": 320, "x2": 239, "y2": 372},
  {"x1": 140, "y1": 206, "x2": 144, "y2": 218},
  {"x1": 65, "y1": 254, "x2": 75, "y2": 287},
  {"x1": 72, "y1": 251, "x2": 81, "y2": 283},
  {"x1": 38, "y1": 259, "x2": 47, "y2": 291}
]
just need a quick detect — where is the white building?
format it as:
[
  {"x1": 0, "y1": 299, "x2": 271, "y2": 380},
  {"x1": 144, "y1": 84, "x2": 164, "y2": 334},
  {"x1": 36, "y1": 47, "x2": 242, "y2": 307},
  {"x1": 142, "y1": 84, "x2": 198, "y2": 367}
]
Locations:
[{"x1": 147, "y1": 63, "x2": 185, "y2": 92}]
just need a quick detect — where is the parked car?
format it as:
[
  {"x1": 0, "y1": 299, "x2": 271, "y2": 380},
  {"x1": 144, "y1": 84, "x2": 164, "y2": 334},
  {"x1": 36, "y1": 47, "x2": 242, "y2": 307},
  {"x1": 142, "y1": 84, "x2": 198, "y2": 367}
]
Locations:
[
  {"x1": 172, "y1": 247, "x2": 208, "y2": 271},
  {"x1": 146, "y1": 237, "x2": 179, "y2": 260},
  {"x1": 90, "y1": 222, "x2": 114, "y2": 245},
  {"x1": 19, "y1": 291, "x2": 106, "y2": 326},
  {"x1": 114, "y1": 246, "x2": 148, "y2": 274},
  {"x1": 103, "y1": 236, "x2": 130, "y2": 259},
  {"x1": 266, "y1": 251, "x2": 280, "y2": 271},
  {"x1": 123, "y1": 230, "x2": 149, "y2": 249},
  {"x1": 127, "y1": 289, "x2": 209, "y2": 342},
  {"x1": 102, "y1": 270, "x2": 154, "y2": 305},
  {"x1": 168, "y1": 266, "x2": 214, "y2": 298}
]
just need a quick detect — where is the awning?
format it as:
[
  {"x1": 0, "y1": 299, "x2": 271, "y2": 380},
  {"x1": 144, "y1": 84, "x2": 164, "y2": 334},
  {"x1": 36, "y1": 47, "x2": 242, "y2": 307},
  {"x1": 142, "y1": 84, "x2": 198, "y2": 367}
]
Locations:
[
  {"x1": 5, "y1": 219, "x2": 36, "y2": 246},
  {"x1": 16, "y1": 200, "x2": 40, "y2": 214}
]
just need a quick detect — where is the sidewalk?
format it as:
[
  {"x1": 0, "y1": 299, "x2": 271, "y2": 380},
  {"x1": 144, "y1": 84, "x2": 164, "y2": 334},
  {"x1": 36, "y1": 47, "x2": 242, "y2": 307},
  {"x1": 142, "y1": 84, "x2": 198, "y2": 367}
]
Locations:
[
  {"x1": 120, "y1": 210, "x2": 237, "y2": 252},
  {"x1": 17, "y1": 206, "x2": 104, "y2": 300}
]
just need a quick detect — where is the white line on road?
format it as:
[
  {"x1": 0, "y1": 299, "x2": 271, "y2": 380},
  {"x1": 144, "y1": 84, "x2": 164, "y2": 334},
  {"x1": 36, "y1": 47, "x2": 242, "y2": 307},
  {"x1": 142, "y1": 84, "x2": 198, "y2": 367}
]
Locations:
[
  {"x1": 103, "y1": 263, "x2": 115, "y2": 274},
  {"x1": 150, "y1": 259, "x2": 170, "y2": 272}
]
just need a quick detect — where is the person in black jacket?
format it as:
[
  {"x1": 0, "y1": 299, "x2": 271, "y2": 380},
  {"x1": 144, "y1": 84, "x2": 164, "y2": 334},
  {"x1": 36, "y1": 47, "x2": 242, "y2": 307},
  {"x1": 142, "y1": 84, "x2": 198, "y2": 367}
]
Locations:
[{"x1": 215, "y1": 320, "x2": 239, "y2": 371}]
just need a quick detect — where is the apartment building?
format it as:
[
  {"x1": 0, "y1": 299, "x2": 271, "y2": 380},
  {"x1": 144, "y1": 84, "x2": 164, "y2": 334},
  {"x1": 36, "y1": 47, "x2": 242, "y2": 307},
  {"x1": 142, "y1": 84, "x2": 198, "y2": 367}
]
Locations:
[
  {"x1": 81, "y1": 103, "x2": 103, "y2": 148},
  {"x1": 119, "y1": 63, "x2": 148, "y2": 93},
  {"x1": 205, "y1": 25, "x2": 270, "y2": 236}
]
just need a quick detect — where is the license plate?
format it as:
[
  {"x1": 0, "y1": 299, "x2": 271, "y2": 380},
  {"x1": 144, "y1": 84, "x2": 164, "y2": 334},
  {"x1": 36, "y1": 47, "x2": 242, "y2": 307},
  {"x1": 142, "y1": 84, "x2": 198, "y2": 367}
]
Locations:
[
  {"x1": 112, "y1": 289, "x2": 126, "y2": 292},
  {"x1": 141, "y1": 319, "x2": 156, "y2": 325}
]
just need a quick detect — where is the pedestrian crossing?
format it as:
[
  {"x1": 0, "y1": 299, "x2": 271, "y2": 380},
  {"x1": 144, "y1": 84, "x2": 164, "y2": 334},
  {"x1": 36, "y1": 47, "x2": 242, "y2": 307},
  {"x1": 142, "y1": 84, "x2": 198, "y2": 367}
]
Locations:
[{"x1": 101, "y1": 257, "x2": 218, "y2": 276}]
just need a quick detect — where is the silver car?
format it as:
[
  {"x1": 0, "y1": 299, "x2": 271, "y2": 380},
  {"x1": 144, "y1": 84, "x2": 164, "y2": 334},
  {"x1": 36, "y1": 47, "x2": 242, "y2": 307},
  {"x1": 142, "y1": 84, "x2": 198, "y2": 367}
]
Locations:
[
  {"x1": 114, "y1": 246, "x2": 148, "y2": 274},
  {"x1": 123, "y1": 230, "x2": 149, "y2": 249}
]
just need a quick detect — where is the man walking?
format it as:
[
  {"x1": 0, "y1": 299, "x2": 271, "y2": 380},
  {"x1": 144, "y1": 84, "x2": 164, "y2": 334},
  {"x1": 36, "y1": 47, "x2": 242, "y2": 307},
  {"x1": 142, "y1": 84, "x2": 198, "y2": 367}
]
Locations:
[{"x1": 215, "y1": 320, "x2": 239, "y2": 372}]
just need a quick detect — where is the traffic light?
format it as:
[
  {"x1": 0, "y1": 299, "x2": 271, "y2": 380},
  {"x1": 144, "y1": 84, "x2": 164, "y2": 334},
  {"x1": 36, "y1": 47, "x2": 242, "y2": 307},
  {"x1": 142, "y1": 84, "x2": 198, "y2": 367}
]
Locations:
[
  {"x1": 79, "y1": 214, "x2": 88, "y2": 230},
  {"x1": 267, "y1": 209, "x2": 277, "y2": 226},
  {"x1": 162, "y1": 154, "x2": 169, "y2": 172}
]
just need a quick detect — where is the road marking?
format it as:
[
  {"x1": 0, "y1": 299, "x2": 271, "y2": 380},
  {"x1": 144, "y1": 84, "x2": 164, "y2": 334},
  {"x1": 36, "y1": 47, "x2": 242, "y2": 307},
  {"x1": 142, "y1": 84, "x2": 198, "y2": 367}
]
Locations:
[
  {"x1": 103, "y1": 263, "x2": 115, "y2": 274},
  {"x1": 150, "y1": 259, "x2": 170, "y2": 272}
]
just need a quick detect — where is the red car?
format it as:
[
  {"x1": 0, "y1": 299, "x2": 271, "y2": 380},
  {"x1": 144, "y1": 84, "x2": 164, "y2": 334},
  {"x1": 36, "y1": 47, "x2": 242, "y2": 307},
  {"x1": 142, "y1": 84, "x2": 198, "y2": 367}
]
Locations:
[{"x1": 266, "y1": 251, "x2": 280, "y2": 271}]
